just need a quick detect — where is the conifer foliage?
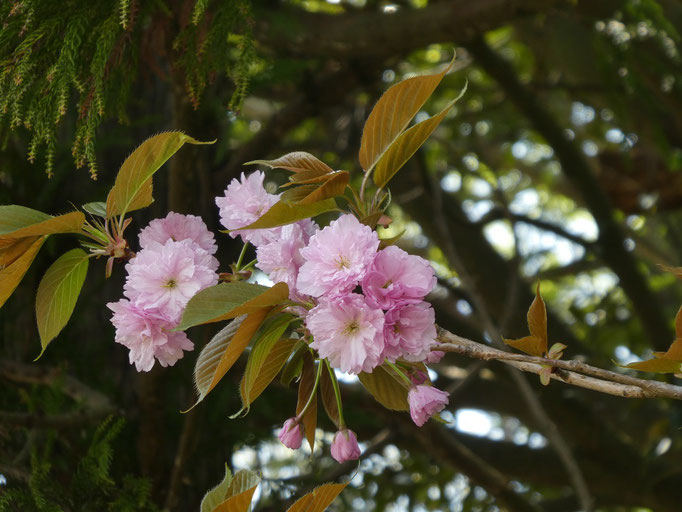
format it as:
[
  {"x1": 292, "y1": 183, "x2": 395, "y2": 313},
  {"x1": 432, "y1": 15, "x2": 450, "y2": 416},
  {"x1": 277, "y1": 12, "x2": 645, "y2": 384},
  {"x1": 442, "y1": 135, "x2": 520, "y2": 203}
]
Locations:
[{"x1": 0, "y1": 0, "x2": 254, "y2": 177}]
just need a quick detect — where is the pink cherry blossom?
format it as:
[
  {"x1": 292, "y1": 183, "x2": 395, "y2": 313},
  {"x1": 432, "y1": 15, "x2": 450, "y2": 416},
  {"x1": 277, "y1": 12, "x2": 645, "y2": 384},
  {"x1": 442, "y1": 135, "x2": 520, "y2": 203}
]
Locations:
[
  {"x1": 297, "y1": 214, "x2": 379, "y2": 297},
  {"x1": 362, "y1": 245, "x2": 436, "y2": 309},
  {"x1": 330, "y1": 429, "x2": 361, "y2": 463},
  {"x1": 256, "y1": 220, "x2": 318, "y2": 293},
  {"x1": 138, "y1": 212, "x2": 217, "y2": 255},
  {"x1": 382, "y1": 302, "x2": 437, "y2": 362},
  {"x1": 306, "y1": 293, "x2": 384, "y2": 374},
  {"x1": 407, "y1": 385, "x2": 449, "y2": 427},
  {"x1": 278, "y1": 418, "x2": 304, "y2": 449},
  {"x1": 425, "y1": 350, "x2": 445, "y2": 364},
  {"x1": 108, "y1": 299, "x2": 193, "y2": 372},
  {"x1": 215, "y1": 171, "x2": 281, "y2": 246},
  {"x1": 124, "y1": 239, "x2": 218, "y2": 323}
]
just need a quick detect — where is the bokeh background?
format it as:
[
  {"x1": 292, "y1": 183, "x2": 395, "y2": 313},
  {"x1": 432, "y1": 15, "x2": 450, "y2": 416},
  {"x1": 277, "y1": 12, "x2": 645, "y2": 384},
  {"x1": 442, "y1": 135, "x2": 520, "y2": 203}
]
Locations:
[{"x1": 3, "y1": 1, "x2": 682, "y2": 510}]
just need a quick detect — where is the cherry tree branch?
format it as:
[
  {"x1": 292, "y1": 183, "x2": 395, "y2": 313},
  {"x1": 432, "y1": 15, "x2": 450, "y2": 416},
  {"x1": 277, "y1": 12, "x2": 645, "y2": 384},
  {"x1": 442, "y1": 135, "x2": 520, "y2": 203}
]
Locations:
[{"x1": 437, "y1": 329, "x2": 682, "y2": 400}]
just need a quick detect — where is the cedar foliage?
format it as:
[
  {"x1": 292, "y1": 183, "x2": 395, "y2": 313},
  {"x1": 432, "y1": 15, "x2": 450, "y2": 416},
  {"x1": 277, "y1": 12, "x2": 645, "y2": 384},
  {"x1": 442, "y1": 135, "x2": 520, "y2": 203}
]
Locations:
[
  {"x1": 0, "y1": 418, "x2": 157, "y2": 512},
  {"x1": 0, "y1": 0, "x2": 254, "y2": 178}
]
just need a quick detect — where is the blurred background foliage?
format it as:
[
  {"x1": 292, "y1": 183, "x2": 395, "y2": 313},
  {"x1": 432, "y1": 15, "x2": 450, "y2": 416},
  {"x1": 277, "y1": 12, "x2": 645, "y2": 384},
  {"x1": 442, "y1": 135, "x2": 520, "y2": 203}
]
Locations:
[{"x1": 3, "y1": 0, "x2": 682, "y2": 510}]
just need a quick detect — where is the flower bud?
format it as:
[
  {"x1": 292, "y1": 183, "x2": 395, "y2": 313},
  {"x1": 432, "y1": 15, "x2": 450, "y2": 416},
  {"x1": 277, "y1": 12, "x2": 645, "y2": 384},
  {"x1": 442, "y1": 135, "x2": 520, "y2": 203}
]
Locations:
[
  {"x1": 407, "y1": 385, "x2": 449, "y2": 427},
  {"x1": 330, "y1": 428, "x2": 361, "y2": 463},
  {"x1": 278, "y1": 418, "x2": 304, "y2": 449}
]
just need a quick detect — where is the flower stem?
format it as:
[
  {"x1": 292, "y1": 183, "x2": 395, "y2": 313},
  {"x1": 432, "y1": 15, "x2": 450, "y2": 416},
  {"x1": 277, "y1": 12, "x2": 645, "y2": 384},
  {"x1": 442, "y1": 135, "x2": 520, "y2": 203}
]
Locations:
[
  {"x1": 359, "y1": 169, "x2": 372, "y2": 204},
  {"x1": 241, "y1": 258, "x2": 257, "y2": 271},
  {"x1": 297, "y1": 360, "x2": 323, "y2": 419},
  {"x1": 325, "y1": 359, "x2": 346, "y2": 428},
  {"x1": 235, "y1": 242, "x2": 250, "y2": 270},
  {"x1": 385, "y1": 360, "x2": 415, "y2": 388}
]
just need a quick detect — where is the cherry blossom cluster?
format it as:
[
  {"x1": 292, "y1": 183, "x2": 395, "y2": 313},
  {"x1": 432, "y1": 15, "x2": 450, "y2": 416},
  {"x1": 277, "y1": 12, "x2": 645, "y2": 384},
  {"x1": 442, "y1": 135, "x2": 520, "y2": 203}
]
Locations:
[
  {"x1": 216, "y1": 171, "x2": 450, "y2": 462},
  {"x1": 108, "y1": 213, "x2": 219, "y2": 371}
]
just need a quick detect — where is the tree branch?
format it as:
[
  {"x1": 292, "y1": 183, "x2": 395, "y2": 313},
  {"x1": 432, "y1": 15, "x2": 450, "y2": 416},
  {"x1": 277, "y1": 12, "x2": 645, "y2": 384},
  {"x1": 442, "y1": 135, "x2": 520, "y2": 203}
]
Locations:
[
  {"x1": 254, "y1": 0, "x2": 566, "y2": 60},
  {"x1": 437, "y1": 329, "x2": 682, "y2": 400}
]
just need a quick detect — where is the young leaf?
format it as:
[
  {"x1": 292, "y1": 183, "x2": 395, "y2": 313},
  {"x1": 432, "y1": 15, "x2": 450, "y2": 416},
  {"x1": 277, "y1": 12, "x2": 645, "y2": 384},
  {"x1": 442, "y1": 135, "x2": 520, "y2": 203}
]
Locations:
[
  {"x1": 359, "y1": 55, "x2": 455, "y2": 174},
  {"x1": 624, "y1": 305, "x2": 682, "y2": 373},
  {"x1": 0, "y1": 208, "x2": 85, "y2": 239},
  {"x1": 623, "y1": 358, "x2": 682, "y2": 374},
  {"x1": 235, "y1": 198, "x2": 337, "y2": 231},
  {"x1": 319, "y1": 366, "x2": 340, "y2": 428},
  {"x1": 296, "y1": 171, "x2": 350, "y2": 205},
  {"x1": 239, "y1": 314, "x2": 295, "y2": 410},
  {"x1": 0, "y1": 236, "x2": 41, "y2": 268},
  {"x1": 82, "y1": 201, "x2": 107, "y2": 217},
  {"x1": 176, "y1": 281, "x2": 288, "y2": 330},
  {"x1": 296, "y1": 353, "x2": 318, "y2": 452},
  {"x1": 247, "y1": 152, "x2": 334, "y2": 176},
  {"x1": 286, "y1": 482, "x2": 349, "y2": 512},
  {"x1": 35, "y1": 248, "x2": 89, "y2": 358},
  {"x1": 504, "y1": 283, "x2": 548, "y2": 357},
  {"x1": 201, "y1": 464, "x2": 233, "y2": 512},
  {"x1": 190, "y1": 310, "x2": 269, "y2": 409},
  {"x1": 106, "y1": 132, "x2": 214, "y2": 218},
  {"x1": 239, "y1": 337, "x2": 298, "y2": 408},
  {"x1": 372, "y1": 90, "x2": 465, "y2": 189},
  {"x1": 213, "y1": 469, "x2": 261, "y2": 512},
  {"x1": 358, "y1": 364, "x2": 410, "y2": 411},
  {"x1": 0, "y1": 236, "x2": 46, "y2": 309}
]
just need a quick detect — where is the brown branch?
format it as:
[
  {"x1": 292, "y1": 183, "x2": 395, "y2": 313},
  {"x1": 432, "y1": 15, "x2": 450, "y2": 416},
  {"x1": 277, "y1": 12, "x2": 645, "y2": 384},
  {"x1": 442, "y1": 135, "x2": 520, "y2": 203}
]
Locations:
[
  {"x1": 254, "y1": 0, "x2": 567, "y2": 60},
  {"x1": 437, "y1": 330, "x2": 682, "y2": 400}
]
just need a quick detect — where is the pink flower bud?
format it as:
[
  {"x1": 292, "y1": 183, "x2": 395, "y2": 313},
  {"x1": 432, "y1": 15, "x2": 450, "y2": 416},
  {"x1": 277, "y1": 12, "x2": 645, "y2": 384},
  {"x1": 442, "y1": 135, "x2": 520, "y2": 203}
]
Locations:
[
  {"x1": 278, "y1": 418, "x2": 304, "y2": 449},
  {"x1": 410, "y1": 370, "x2": 429, "y2": 385},
  {"x1": 330, "y1": 429, "x2": 361, "y2": 463},
  {"x1": 407, "y1": 385, "x2": 449, "y2": 427}
]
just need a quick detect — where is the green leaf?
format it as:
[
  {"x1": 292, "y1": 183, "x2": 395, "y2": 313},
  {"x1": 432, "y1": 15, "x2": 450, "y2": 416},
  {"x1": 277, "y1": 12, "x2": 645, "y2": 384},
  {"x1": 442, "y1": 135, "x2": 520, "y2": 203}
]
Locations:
[
  {"x1": 280, "y1": 341, "x2": 308, "y2": 386},
  {"x1": 0, "y1": 205, "x2": 51, "y2": 235},
  {"x1": 372, "y1": 90, "x2": 465, "y2": 189},
  {"x1": 239, "y1": 314, "x2": 295, "y2": 411},
  {"x1": 35, "y1": 249, "x2": 89, "y2": 358},
  {"x1": 359, "y1": 56, "x2": 455, "y2": 174},
  {"x1": 239, "y1": 337, "x2": 298, "y2": 409},
  {"x1": 358, "y1": 364, "x2": 410, "y2": 411},
  {"x1": 235, "y1": 198, "x2": 337, "y2": 231},
  {"x1": 177, "y1": 281, "x2": 288, "y2": 331},
  {"x1": 0, "y1": 236, "x2": 46, "y2": 309},
  {"x1": 296, "y1": 353, "x2": 318, "y2": 452},
  {"x1": 286, "y1": 482, "x2": 349, "y2": 512},
  {"x1": 106, "y1": 132, "x2": 214, "y2": 218},
  {"x1": 0, "y1": 207, "x2": 85, "y2": 239},
  {"x1": 189, "y1": 310, "x2": 270, "y2": 409},
  {"x1": 82, "y1": 201, "x2": 107, "y2": 217},
  {"x1": 201, "y1": 465, "x2": 232, "y2": 512},
  {"x1": 247, "y1": 152, "x2": 334, "y2": 176}
]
